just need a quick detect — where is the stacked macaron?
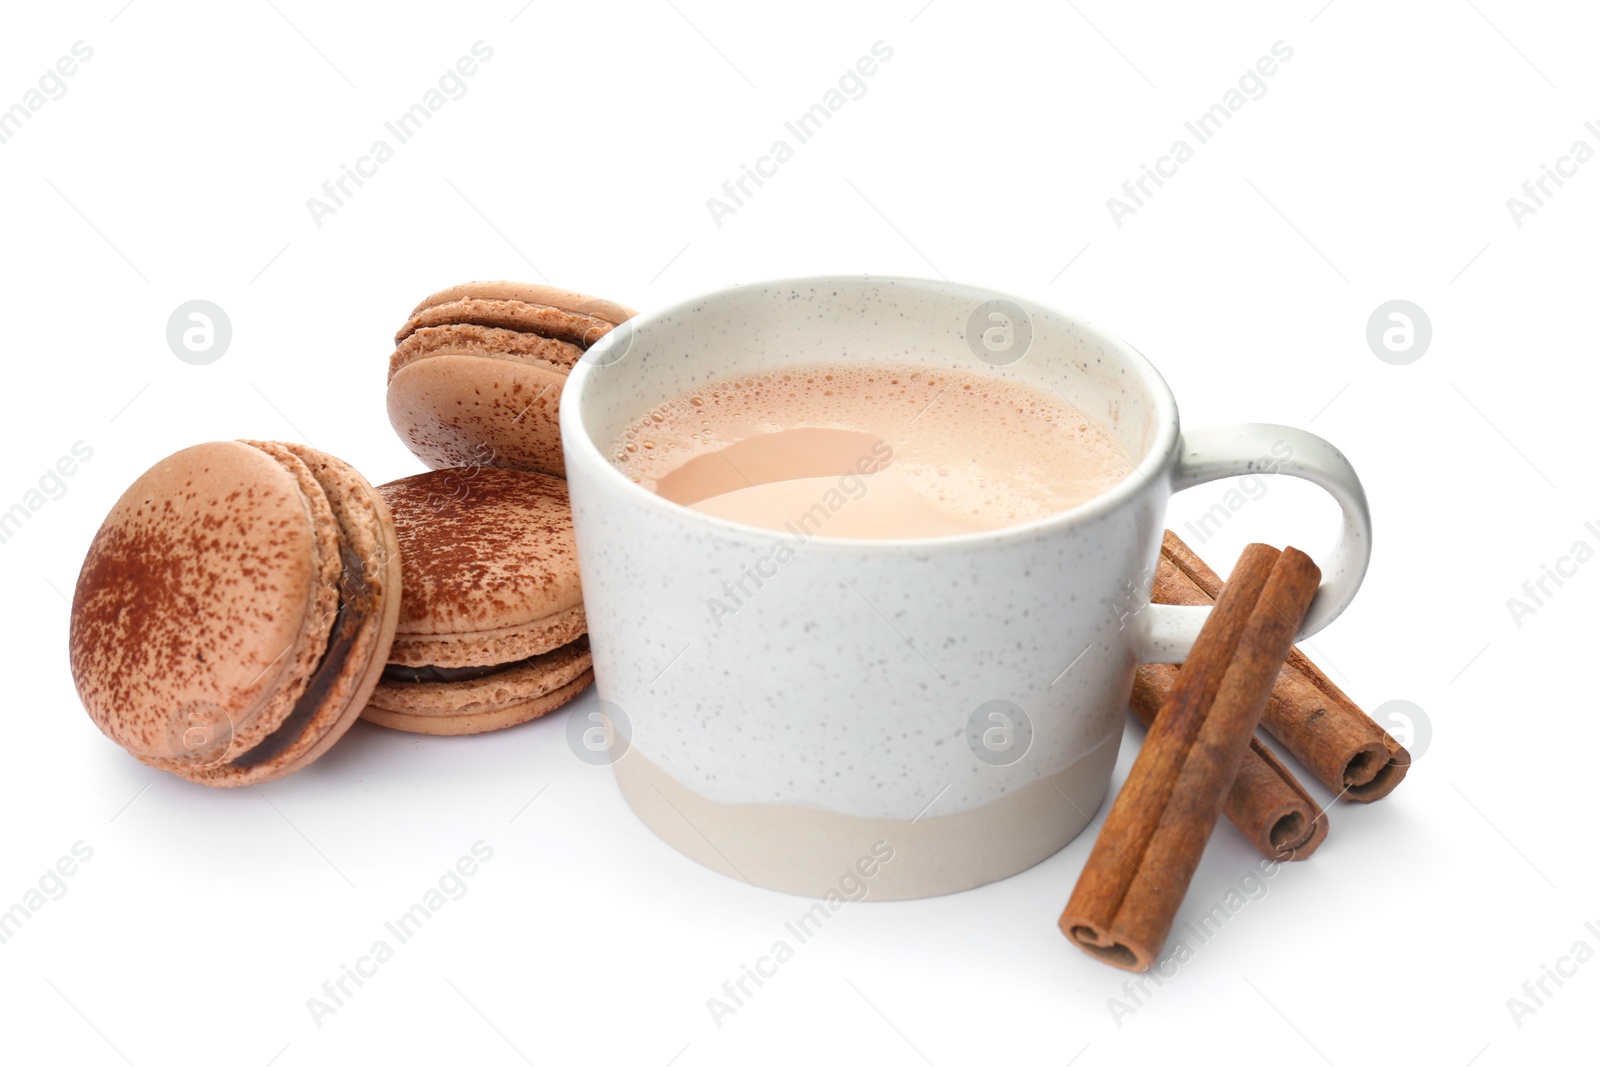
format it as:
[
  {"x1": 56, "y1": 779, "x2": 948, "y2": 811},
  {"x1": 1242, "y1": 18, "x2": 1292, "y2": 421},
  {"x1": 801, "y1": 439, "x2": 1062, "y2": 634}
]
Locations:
[
  {"x1": 362, "y1": 467, "x2": 593, "y2": 736},
  {"x1": 387, "y1": 281, "x2": 635, "y2": 478},
  {"x1": 68, "y1": 280, "x2": 629, "y2": 785}
]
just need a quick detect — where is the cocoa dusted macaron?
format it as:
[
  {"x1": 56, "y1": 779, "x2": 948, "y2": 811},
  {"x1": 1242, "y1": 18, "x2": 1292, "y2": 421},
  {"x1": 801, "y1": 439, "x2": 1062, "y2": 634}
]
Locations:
[
  {"x1": 362, "y1": 466, "x2": 593, "y2": 736},
  {"x1": 69, "y1": 441, "x2": 402, "y2": 786},
  {"x1": 386, "y1": 281, "x2": 635, "y2": 478}
]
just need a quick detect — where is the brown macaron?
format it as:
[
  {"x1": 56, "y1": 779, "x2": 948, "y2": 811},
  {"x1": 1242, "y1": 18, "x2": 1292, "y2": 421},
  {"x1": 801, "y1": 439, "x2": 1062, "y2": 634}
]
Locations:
[
  {"x1": 362, "y1": 466, "x2": 593, "y2": 736},
  {"x1": 69, "y1": 441, "x2": 403, "y2": 786},
  {"x1": 386, "y1": 281, "x2": 636, "y2": 478}
]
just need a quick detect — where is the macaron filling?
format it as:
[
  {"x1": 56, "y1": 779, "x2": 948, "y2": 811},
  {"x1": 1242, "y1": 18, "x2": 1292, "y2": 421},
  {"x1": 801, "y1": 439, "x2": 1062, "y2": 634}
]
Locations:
[
  {"x1": 379, "y1": 637, "x2": 583, "y2": 685},
  {"x1": 230, "y1": 543, "x2": 373, "y2": 770}
]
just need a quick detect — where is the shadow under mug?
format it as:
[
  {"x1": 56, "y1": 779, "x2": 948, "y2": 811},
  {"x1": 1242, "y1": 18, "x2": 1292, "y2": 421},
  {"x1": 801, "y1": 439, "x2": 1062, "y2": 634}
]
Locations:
[{"x1": 559, "y1": 276, "x2": 1370, "y2": 901}]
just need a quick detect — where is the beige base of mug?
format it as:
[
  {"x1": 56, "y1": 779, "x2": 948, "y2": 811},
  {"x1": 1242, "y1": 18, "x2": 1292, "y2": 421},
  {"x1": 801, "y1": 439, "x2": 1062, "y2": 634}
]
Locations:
[{"x1": 612, "y1": 731, "x2": 1124, "y2": 901}]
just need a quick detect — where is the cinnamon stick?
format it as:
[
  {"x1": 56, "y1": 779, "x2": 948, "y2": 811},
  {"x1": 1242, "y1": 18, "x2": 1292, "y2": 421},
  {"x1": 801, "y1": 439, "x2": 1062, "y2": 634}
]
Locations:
[
  {"x1": 1136, "y1": 554, "x2": 1327, "y2": 860},
  {"x1": 1160, "y1": 530, "x2": 1410, "y2": 801},
  {"x1": 1061, "y1": 544, "x2": 1320, "y2": 971},
  {"x1": 1132, "y1": 667, "x2": 1328, "y2": 861}
]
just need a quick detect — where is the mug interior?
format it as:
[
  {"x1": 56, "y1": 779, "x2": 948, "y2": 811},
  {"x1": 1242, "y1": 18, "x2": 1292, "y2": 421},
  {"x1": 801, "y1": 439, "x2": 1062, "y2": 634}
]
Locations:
[{"x1": 566, "y1": 276, "x2": 1178, "y2": 540}]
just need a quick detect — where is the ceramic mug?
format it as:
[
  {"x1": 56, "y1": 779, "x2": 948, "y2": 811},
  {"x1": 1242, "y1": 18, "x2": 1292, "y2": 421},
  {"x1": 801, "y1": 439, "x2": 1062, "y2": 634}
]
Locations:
[{"x1": 559, "y1": 276, "x2": 1370, "y2": 900}]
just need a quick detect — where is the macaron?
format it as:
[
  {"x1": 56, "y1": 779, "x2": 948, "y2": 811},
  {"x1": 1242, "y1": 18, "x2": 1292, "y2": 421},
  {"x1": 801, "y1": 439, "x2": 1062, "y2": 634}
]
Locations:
[
  {"x1": 69, "y1": 441, "x2": 402, "y2": 786},
  {"x1": 362, "y1": 466, "x2": 592, "y2": 736},
  {"x1": 386, "y1": 281, "x2": 635, "y2": 478}
]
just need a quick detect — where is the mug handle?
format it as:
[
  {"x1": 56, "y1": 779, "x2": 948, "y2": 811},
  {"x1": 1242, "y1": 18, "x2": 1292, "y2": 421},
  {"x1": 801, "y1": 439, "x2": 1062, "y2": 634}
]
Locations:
[{"x1": 1136, "y1": 424, "x2": 1372, "y2": 664}]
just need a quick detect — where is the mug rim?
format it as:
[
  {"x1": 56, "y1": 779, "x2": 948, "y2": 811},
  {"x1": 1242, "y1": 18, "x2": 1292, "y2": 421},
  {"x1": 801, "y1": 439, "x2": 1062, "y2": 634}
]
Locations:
[{"x1": 560, "y1": 274, "x2": 1181, "y2": 551}]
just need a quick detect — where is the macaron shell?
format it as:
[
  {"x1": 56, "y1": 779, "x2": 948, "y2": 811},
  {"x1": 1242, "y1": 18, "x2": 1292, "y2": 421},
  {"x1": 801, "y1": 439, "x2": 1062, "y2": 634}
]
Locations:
[
  {"x1": 389, "y1": 323, "x2": 584, "y2": 380},
  {"x1": 159, "y1": 441, "x2": 343, "y2": 769},
  {"x1": 363, "y1": 669, "x2": 595, "y2": 736},
  {"x1": 379, "y1": 467, "x2": 582, "y2": 643},
  {"x1": 394, "y1": 298, "x2": 616, "y2": 349},
  {"x1": 69, "y1": 441, "x2": 335, "y2": 771},
  {"x1": 408, "y1": 281, "x2": 636, "y2": 326},
  {"x1": 387, "y1": 355, "x2": 567, "y2": 474},
  {"x1": 190, "y1": 444, "x2": 403, "y2": 786}
]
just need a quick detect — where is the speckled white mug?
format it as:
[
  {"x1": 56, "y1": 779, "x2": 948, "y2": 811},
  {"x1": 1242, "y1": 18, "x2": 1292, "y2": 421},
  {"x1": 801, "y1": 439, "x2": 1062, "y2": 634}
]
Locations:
[{"x1": 560, "y1": 276, "x2": 1370, "y2": 900}]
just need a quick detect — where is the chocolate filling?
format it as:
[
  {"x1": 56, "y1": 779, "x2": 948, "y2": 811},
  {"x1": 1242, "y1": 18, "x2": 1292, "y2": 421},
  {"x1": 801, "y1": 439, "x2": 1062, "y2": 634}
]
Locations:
[
  {"x1": 381, "y1": 635, "x2": 589, "y2": 686},
  {"x1": 230, "y1": 540, "x2": 372, "y2": 770},
  {"x1": 382, "y1": 652, "x2": 545, "y2": 685}
]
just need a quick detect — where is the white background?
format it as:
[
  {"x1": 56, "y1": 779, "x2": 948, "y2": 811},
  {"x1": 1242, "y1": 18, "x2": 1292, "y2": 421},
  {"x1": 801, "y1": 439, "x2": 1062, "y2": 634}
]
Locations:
[{"x1": 3, "y1": 1, "x2": 1596, "y2": 1064}]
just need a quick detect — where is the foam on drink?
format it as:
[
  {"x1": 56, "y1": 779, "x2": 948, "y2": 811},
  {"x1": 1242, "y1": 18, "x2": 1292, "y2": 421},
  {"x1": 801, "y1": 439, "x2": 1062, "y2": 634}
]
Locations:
[{"x1": 609, "y1": 362, "x2": 1135, "y2": 539}]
